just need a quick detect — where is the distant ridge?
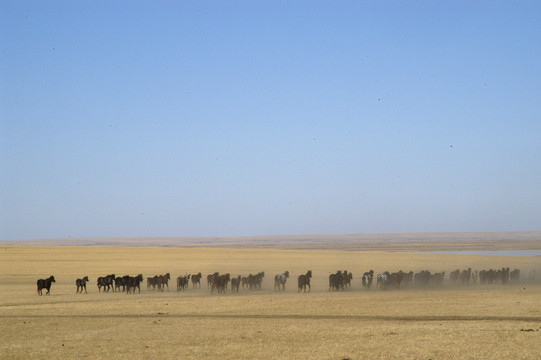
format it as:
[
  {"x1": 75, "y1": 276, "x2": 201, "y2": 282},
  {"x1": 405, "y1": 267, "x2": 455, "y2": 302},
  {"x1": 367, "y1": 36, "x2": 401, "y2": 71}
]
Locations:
[{"x1": 1, "y1": 231, "x2": 540, "y2": 251}]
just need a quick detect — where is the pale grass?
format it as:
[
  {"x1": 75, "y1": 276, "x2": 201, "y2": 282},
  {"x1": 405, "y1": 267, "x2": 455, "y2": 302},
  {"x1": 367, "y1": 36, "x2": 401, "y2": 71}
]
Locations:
[{"x1": 1, "y1": 245, "x2": 540, "y2": 359}]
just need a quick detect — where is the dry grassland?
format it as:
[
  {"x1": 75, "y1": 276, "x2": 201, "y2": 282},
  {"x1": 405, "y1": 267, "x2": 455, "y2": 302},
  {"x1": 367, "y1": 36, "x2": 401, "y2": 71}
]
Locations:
[{"x1": 1, "y1": 245, "x2": 540, "y2": 359}]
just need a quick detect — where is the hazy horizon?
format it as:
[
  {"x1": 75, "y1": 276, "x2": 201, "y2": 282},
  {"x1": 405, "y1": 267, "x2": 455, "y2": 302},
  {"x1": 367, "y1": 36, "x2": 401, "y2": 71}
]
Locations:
[{"x1": 2, "y1": 2, "x2": 540, "y2": 241}]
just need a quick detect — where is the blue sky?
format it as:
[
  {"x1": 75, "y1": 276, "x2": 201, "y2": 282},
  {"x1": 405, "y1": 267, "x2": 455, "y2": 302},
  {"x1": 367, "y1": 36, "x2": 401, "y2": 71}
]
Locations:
[{"x1": 1, "y1": 1, "x2": 540, "y2": 240}]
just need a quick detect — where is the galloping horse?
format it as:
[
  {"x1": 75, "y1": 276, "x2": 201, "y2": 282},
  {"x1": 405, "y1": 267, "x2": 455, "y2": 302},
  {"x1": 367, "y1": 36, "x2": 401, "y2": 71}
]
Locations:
[
  {"x1": 450, "y1": 269, "x2": 460, "y2": 284},
  {"x1": 76, "y1": 276, "x2": 89, "y2": 294},
  {"x1": 247, "y1": 272, "x2": 265, "y2": 290},
  {"x1": 231, "y1": 275, "x2": 242, "y2": 293},
  {"x1": 114, "y1": 277, "x2": 125, "y2": 292},
  {"x1": 389, "y1": 271, "x2": 404, "y2": 289},
  {"x1": 329, "y1": 271, "x2": 343, "y2": 291},
  {"x1": 342, "y1": 271, "x2": 353, "y2": 288},
  {"x1": 97, "y1": 274, "x2": 115, "y2": 292},
  {"x1": 460, "y1": 268, "x2": 472, "y2": 285},
  {"x1": 430, "y1": 272, "x2": 445, "y2": 287},
  {"x1": 37, "y1": 276, "x2": 55, "y2": 295},
  {"x1": 177, "y1": 274, "x2": 190, "y2": 291},
  {"x1": 211, "y1": 273, "x2": 230, "y2": 294},
  {"x1": 147, "y1": 276, "x2": 159, "y2": 291},
  {"x1": 158, "y1": 273, "x2": 171, "y2": 291},
  {"x1": 377, "y1": 272, "x2": 390, "y2": 290},
  {"x1": 298, "y1": 270, "x2": 312, "y2": 293},
  {"x1": 241, "y1": 276, "x2": 249, "y2": 289},
  {"x1": 362, "y1": 270, "x2": 374, "y2": 290},
  {"x1": 191, "y1": 272, "x2": 202, "y2": 288},
  {"x1": 274, "y1": 271, "x2": 289, "y2": 291},
  {"x1": 207, "y1": 273, "x2": 218, "y2": 288},
  {"x1": 126, "y1": 274, "x2": 143, "y2": 294}
]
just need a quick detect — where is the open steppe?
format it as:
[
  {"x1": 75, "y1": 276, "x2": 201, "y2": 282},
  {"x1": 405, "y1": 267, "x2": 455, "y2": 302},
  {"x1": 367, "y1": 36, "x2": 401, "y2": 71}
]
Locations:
[{"x1": 1, "y1": 234, "x2": 541, "y2": 359}]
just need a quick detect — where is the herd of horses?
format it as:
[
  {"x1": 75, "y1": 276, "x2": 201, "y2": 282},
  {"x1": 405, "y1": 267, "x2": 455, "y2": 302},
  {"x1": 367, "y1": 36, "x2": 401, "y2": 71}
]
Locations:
[
  {"x1": 36, "y1": 267, "x2": 535, "y2": 295},
  {"x1": 367, "y1": 267, "x2": 527, "y2": 291},
  {"x1": 94, "y1": 274, "x2": 144, "y2": 293}
]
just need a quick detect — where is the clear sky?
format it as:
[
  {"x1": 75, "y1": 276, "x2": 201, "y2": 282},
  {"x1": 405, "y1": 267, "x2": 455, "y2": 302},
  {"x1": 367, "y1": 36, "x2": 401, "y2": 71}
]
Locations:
[{"x1": 1, "y1": 1, "x2": 540, "y2": 240}]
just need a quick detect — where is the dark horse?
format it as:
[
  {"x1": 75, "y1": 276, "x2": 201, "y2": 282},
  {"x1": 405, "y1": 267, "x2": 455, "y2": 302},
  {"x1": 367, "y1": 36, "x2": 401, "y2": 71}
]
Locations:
[
  {"x1": 298, "y1": 270, "x2": 312, "y2": 293},
  {"x1": 211, "y1": 273, "x2": 230, "y2": 294},
  {"x1": 191, "y1": 272, "x2": 202, "y2": 288},
  {"x1": 177, "y1": 274, "x2": 190, "y2": 291},
  {"x1": 247, "y1": 272, "x2": 265, "y2": 290},
  {"x1": 37, "y1": 275, "x2": 55, "y2": 295},
  {"x1": 127, "y1": 274, "x2": 143, "y2": 294},
  {"x1": 76, "y1": 276, "x2": 89, "y2": 294},
  {"x1": 114, "y1": 277, "x2": 125, "y2": 292},
  {"x1": 329, "y1": 270, "x2": 344, "y2": 291},
  {"x1": 97, "y1": 274, "x2": 115, "y2": 292},
  {"x1": 231, "y1": 275, "x2": 242, "y2": 293},
  {"x1": 158, "y1": 273, "x2": 171, "y2": 291}
]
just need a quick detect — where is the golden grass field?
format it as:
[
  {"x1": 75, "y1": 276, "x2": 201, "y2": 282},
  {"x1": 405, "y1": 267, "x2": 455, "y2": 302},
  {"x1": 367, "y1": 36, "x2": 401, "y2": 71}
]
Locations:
[{"x1": 1, "y1": 240, "x2": 541, "y2": 359}]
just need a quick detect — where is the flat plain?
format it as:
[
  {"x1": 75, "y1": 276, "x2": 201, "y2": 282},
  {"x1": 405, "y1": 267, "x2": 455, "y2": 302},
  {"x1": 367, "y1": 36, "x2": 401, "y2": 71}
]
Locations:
[{"x1": 1, "y1": 235, "x2": 541, "y2": 359}]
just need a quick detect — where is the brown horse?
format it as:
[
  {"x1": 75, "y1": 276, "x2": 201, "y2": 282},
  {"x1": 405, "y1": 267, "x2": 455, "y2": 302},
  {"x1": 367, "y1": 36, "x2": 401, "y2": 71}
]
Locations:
[
  {"x1": 114, "y1": 277, "x2": 125, "y2": 292},
  {"x1": 402, "y1": 271, "x2": 414, "y2": 288},
  {"x1": 122, "y1": 275, "x2": 131, "y2": 290},
  {"x1": 147, "y1": 276, "x2": 159, "y2": 291},
  {"x1": 97, "y1": 274, "x2": 115, "y2": 292},
  {"x1": 37, "y1": 276, "x2": 55, "y2": 295},
  {"x1": 191, "y1": 272, "x2": 202, "y2": 288},
  {"x1": 231, "y1": 275, "x2": 242, "y2": 293},
  {"x1": 76, "y1": 276, "x2": 89, "y2": 294},
  {"x1": 510, "y1": 269, "x2": 520, "y2": 282},
  {"x1": 342, "y1": 271, "x2": 352, "y2": 288},
  {"x1": 207, "y1": 272, "x2": 218, "y2": 288},
  {"x1": 450, "y1": 269, "x2": 460, "y2": 284},
  {"x1": 158, "y1": 273, "x2": 171, "y2": 291},
  {"x1": 241, "y1": 276, "x2": 249, "y2": 289},
  {"x1": 298, "y1": 270, "x2": 312, "y2": 293},
  {"x1": 429, "y1": 272, "x2": 445, "y2": 287},
  {"x1": 247, "y1": 272, "x2": 265, "y2": 290},
  {"x1": 126, "y1": 274, "x2": 143, "y2": 294},
  {"x1": 414, "y1": 270, "x2": 431, "y2": 287},
  {"x1": 211, "y1": 273, "x2": 230, "y2": 294},
  {"x1": 177, "y1": 274, "x2": 190, "y2": 291},
  {"x1": 329, "y1": 271, "x2": 344, "y2": 291},
  {"x1": 389, "y1": 271, "x2": 404, "y2": 289},
  {"x1": 459, "y1": 268, "x2": 472, "y2": 285}
]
